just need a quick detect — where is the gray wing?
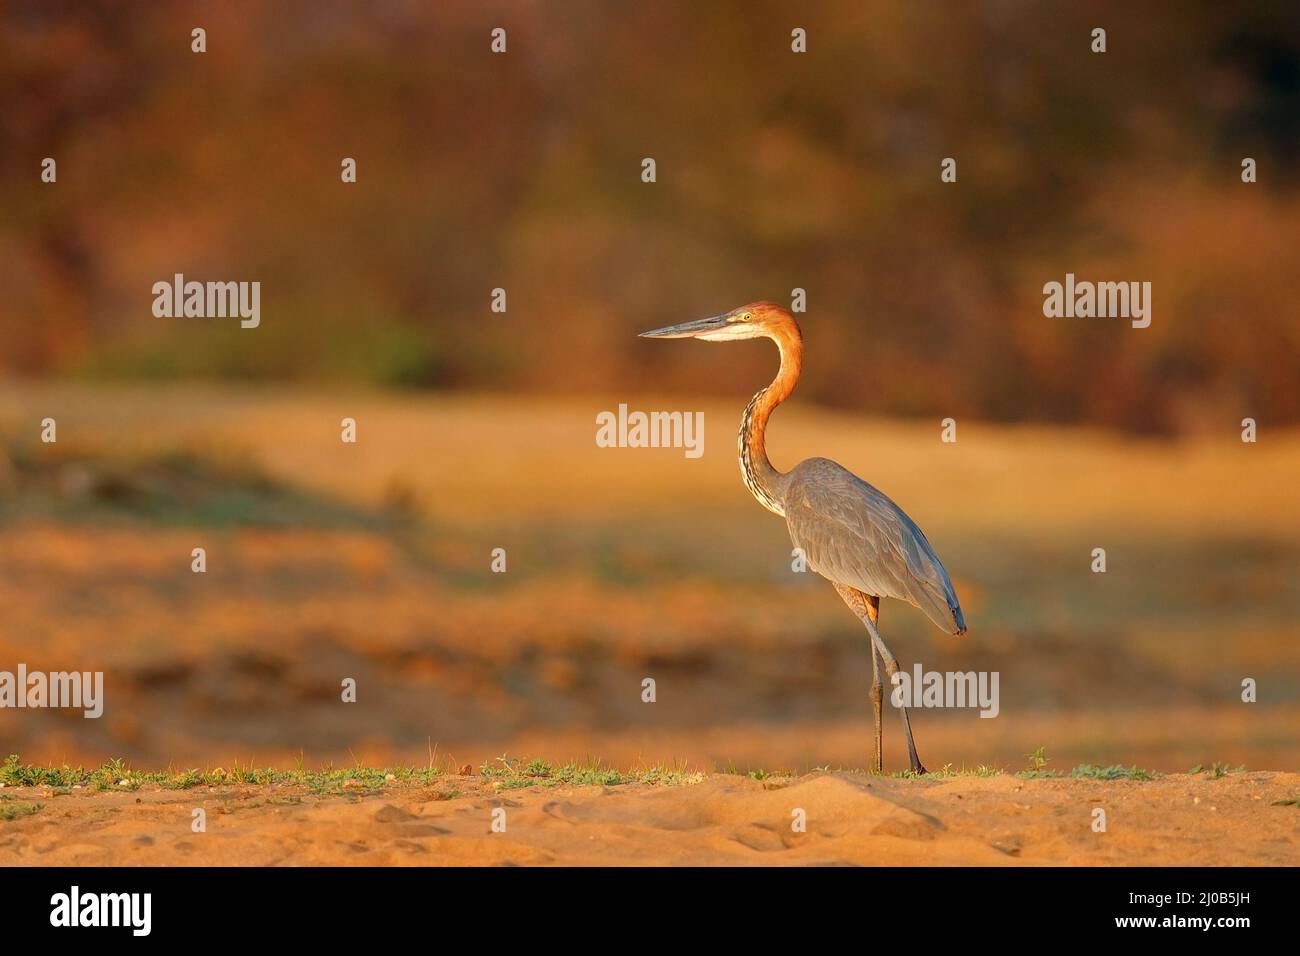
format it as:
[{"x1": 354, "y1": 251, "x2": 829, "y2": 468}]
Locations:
[{"x1": 782, "y1": 458, "x2": 966, "y2": 634}]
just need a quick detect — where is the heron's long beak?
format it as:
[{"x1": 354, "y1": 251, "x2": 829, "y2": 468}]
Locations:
[{"x1": 638, "y1": 314, "x2": 730, "y2": 339}]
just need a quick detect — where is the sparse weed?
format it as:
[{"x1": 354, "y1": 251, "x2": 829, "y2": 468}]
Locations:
[
  {"x1": 1068, "y1": 764, "x2": 1158, "y2": 781},
  {"x1": 479, "y1": 754, "x2": 702, "y2": 790},
  {"x1": 1189, "y1": 762, "x2": 1246, "y2": 778},
  {"x1": 1025, "y1": 746, "x2": 1050, "y2": 774},
  {"x1": 0, "y1": 800, "x2": 43, "y2": 821}
]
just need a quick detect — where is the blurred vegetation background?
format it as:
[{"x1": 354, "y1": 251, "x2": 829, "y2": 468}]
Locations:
[
  {"x1": 2, "y1": 0, "x2": 1298, "y2": 433},
  {"x1": 2, "y1": 3, "x2": 1299, "y2": 774}
]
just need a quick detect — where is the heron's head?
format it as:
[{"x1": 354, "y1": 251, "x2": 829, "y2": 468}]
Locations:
[{"x1": 639, "y1": 301, "x2": 798, "y2": 343}]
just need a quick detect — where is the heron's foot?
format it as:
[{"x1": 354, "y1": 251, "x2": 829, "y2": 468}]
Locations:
[{"x1": 909, "y1": 761, "x2": 928, "y2": 776}]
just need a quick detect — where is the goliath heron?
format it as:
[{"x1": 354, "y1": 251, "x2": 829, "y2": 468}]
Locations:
[{"x1": 640, "y1": 301, "x2": 966, "y2": 774}]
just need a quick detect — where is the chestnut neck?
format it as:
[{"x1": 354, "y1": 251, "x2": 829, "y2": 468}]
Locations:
[{"x1": 737, "y1": 320, "x2": 802, "y2": 516}]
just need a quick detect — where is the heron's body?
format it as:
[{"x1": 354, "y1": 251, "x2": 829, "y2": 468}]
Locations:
[
  {"x1": 782, "y1": 459, "x2": 965, "y2": 634},
  {"x1": 641, "y1": 301, "x2": 966, "y2": 773}
]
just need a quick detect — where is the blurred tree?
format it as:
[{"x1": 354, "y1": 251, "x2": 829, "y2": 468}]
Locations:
[{"x1": 0, "y1": 0, "x2": 1297, "y2": 433}]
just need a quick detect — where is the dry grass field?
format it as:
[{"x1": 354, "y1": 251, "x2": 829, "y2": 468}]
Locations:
[{"x1": 1, "y1": 382, "x2": 1298, "y2": 782}]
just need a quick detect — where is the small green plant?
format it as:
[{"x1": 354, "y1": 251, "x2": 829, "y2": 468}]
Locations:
[
  {"x1": 1189, "y1": 762, "x2": 1246, "y2": 778},
  {"x1": 1025, "y1": 746, "x2": 1050, "y2": 774}
]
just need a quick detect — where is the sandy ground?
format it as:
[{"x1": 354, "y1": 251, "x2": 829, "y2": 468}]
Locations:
[{"x1": 3, "y1": 771, "x2": 1298, "y2": 866}]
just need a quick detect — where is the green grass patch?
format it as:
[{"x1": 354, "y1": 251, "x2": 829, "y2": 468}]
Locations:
[
  {"x1": 0, "y1": 753, "x2": 1180, "y2": 795},
  {"x1": 1017, "y1": 764, "x2": 1158, "y2": 780},
  {"x1": 1, "y1": 754, "x2": 443, "y2": 793},
  {"x1": 479, "y1": 755, "x2": 703, "y2": 790},
  {"x1": 1066, "y1": 764, "x2": 1158, "y2": 781}
]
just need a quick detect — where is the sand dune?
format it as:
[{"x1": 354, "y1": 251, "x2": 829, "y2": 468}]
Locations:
[{"x1": 3, "y1": 771, "x2": 1296, "y2": 866}]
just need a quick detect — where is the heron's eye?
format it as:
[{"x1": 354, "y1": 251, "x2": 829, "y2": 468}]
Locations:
[{"x1": 742, "y1": 312, "x2": 752, "y2": 321}]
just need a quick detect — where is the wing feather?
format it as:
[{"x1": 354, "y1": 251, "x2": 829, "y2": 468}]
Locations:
[{"x1": 783, "y1": 458, "x2": 966, "y2": 634}]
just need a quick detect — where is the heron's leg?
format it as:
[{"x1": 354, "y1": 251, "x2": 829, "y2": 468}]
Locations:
[
  {"x1": 870, "y1": 641, "x2": 883, "y2": 773},
  {"x1": 864, "y1": 621, "x2": 927, "y2": 775},
  {"x1": 867, "y1": 601, "x2": 884, "y2": 774},
  {"x1": 833, "y1": 584, "x2": 885, "y2": 772}
]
